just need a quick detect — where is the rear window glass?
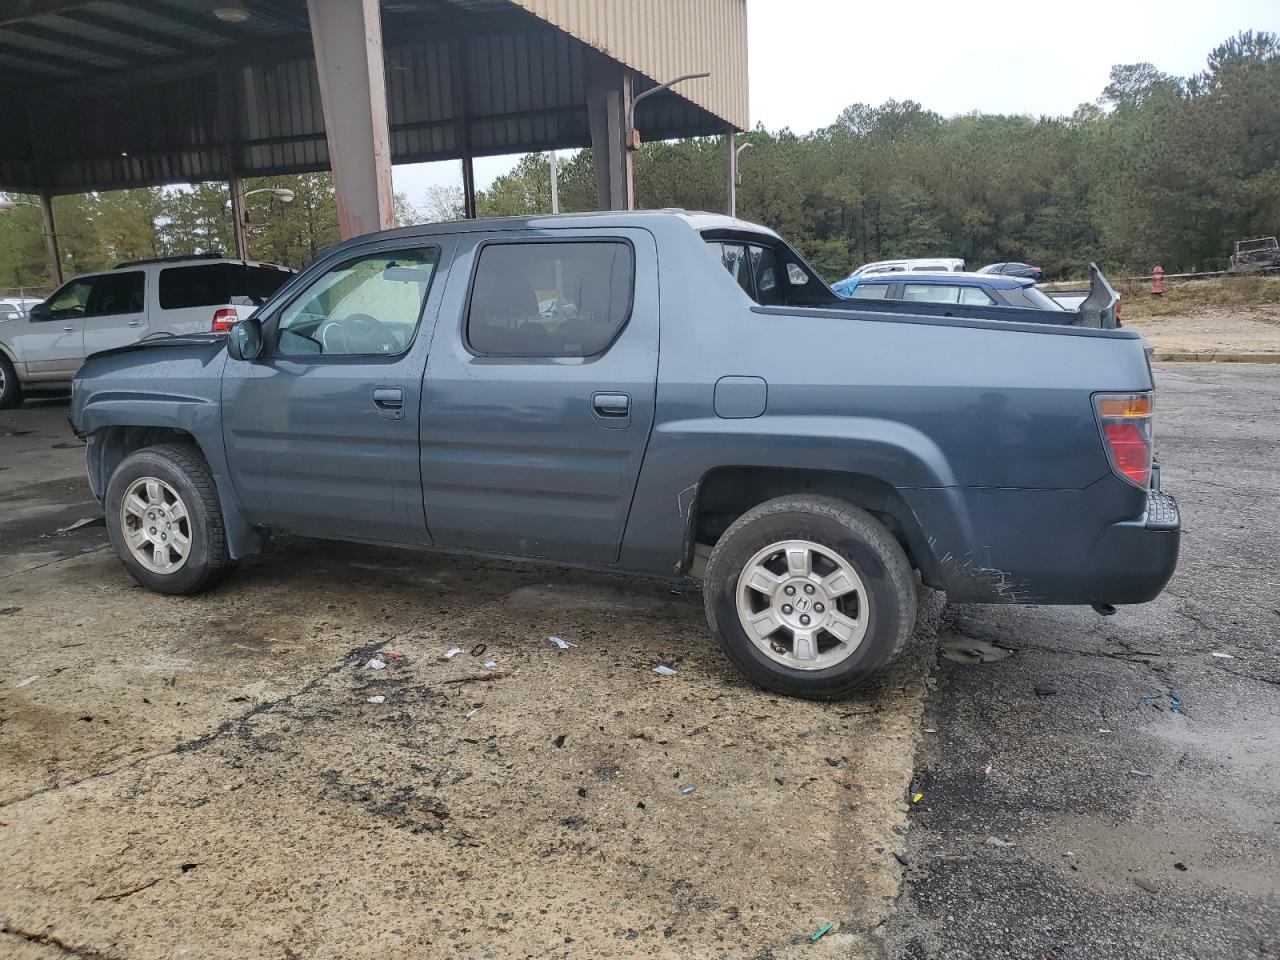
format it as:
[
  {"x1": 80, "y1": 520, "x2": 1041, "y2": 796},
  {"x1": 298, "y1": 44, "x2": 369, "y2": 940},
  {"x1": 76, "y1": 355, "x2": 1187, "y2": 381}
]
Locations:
[
  {"x1": 1021, "y1": 286, "x2": 1063, "y2": 310},
  {"x1": 467, "y1": 241, "x2": 634, "y2": 357},
  {"x1": 903, "y1": 283, "x2": 960, "y2": 304},
  {"x1": 159, "y1": 264, "x2": 291, "y2": 310}
]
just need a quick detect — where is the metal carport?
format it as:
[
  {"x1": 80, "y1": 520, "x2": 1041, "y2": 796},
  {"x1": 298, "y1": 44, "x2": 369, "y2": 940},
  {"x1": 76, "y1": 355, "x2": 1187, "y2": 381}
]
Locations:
[{"x1": 0, "y1": 0, "x2": 748, "y2": 282}]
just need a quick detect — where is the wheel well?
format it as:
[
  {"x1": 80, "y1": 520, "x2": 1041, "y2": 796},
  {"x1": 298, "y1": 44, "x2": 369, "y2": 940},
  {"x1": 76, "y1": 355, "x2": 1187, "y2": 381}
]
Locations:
[
  {"x1": 688, "y1": 466, "x2": 940, "y2": 586},
  {"x1": 89, "y1": 425, "x2": 203, "y2": 498}
]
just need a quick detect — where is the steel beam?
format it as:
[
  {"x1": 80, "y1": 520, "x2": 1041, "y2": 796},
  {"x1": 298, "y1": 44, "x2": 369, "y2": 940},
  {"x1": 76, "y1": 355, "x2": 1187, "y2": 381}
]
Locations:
[
  {"x1": 585, "y1": 52, "x2": 633, "y2": 211},
  {"x1": 305, "y1": 0, "x2": 394, "y2": 239},
  {"x1": 724, "y1": 127, "x2": 736, "y2": 217}
]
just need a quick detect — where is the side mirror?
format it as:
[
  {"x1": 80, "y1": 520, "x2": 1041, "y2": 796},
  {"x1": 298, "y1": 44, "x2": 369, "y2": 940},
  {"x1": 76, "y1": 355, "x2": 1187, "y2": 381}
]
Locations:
[
  {"x1": 227, "y1": 316, "x2": 264, "y2": 362},
  {"x1": 28, "y1": 302, "x2": 50, "y2": 322}
]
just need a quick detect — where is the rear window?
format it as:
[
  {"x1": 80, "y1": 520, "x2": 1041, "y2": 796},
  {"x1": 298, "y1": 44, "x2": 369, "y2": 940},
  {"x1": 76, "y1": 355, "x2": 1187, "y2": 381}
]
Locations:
[
  {"x1": 1020, "y1": 286, "x2": 1064, "y2": 310},
  {"x1": 847, "y1": 283, "x2": 890, "y2": 299},
  {"x1": 910, "y1": 264, "x2": 950, "y2": 272},
  {"x1": 159, "y1": 264, "x2": 291, "y2": 311},
  {"x1": 466, "y1": 241, "x2": 634, "y2": 357}
]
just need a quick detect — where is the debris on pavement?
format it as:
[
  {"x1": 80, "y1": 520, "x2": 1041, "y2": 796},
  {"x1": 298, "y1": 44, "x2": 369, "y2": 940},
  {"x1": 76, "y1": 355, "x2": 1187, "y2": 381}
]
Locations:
[
  {"x1": 444, "y1": 647, "x2": 463, "y2": 659},
  {"x1": 367, "y1": 696, "x2": 386, "y2": 704},
  {"x1": 1128, "y1": 768, "x2": 1154, "y2": 779},
  {"x1": 16, "y1": 675, "x2": 39, "y2": 688},
  {"x1": 939, "y1": 636, "x2": 1015, "y2": 664},
  {"x1": 1133, "y1": 878, "x2": 1159, "y2": 894},
  {"x1": 985, "y1": 836, "x2": 1016, "y2": 848},
  {"x1": 653, "y1": 664, "x2": 677, "y2": 676},
  {"x1": 1034, "y1": 684, "x2": 1059, "y2": 697},
  {"x1": 681, "y1": 785, "x2": 696, "y2": 794},
  {"x1": 1098, "y1": 728, "x2": 1113, "y2": 734},
  {"x1": 54, "y1": 516, "x2": 104, "y2": 534},
  {"x1": 94, "y1": 877, "x2": 162, "y2": 901},
  {"x1": 383, "y1": 652, "x2": 403, "y2": 660},
  {"x1": 548, "y1": 636, "x2": 575, "y2": 649},
  {"x1": 552, "y1": 734, "x2": 567, "y2": 748},
  {"x1": 810, "y1": 922, "x2": 833, "y2": 942},
  {"x1": 465, "y1": 706, "x2": 483, "y2": 719},
  {"x1": 365, "y1": 658, "x2": 386, "y2": 670},
  {"x1": 470, "y1": 643, "x2": 486, "y2": 657},
  {"x1": 1175, "y1": 861, "x2": 1188, "y2": 871},
  {"x1": 483, "y1": 659, "x2": 497, "y2": 669},
  {"x1": 912, "y1": 792, "x2": 924, "y2": 804},
  {"x1": 1210, "y1": 651, "x2": 1234, "y2": 659}
]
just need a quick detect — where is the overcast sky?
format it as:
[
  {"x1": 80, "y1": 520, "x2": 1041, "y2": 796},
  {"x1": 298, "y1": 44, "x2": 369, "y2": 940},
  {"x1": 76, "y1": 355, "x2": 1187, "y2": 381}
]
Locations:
[{"x1": 391, "y1": 0, "x2": 1280, "y2": 207}]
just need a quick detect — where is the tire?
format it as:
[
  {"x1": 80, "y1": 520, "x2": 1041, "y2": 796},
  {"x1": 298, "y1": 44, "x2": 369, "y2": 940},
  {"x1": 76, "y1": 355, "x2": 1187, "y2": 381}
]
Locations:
[
  {"x1": 104, "y1": 443, "x2": 236, "y2": 595},
  {"x1": 0, "y1": 353, "x2": 23, "y2": 409},
  {"x1": 703, "y1": 495, "x2": 916, "y2": 700}
]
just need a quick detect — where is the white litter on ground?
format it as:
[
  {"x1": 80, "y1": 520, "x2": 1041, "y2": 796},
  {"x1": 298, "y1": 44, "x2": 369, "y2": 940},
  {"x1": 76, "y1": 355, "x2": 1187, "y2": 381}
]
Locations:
[
  {"x1": 444, "y1": 647, "x2": 463, "y2": 659},
  {"x1": 548, "y1": 636, "x2": 575, "y2": 649},
  {"x1": 483, "y1": 660, "x2": 498, "y2": 669},
  {"x1": 365, "y1": 658, "x2": 387, "y2": 670},
  {"x1": 652, "y1": 665, "x2": 677, "y2": 676},
  {"x1": 366, "y1": 695, "x2": 386, "y2": 704},
  {"x1": 16, "y1": 675, "x2": 39, "y2": 688},
  {"x1": 1211, "y1": 651, "x2": 1234, "y2": 659}
]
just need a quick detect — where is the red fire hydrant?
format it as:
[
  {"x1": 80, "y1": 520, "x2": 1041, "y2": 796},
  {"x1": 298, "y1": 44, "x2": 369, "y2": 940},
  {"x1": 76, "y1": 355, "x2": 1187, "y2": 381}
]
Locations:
[{"x1": 1152, "y1": 266, "x2": 1164, "y2": 296}]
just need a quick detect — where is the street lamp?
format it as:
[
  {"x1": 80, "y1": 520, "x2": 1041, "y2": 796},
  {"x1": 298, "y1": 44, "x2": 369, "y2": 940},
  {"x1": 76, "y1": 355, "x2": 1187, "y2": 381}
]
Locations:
[
  {"x1": 231, "y1": 186, "x2": 294, "y2": 259},
  {"x1": 1, "y1": 195, "x2": 63, "y2": 287}
]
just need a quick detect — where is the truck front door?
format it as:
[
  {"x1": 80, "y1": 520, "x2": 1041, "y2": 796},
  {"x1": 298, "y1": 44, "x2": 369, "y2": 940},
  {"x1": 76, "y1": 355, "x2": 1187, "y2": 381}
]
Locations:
[
  {"x1": 420, "y1": 229, "x2": 659, "y2": 565},
  {"x1": 222, "y1": 239, "x2": 452, "y2": 543}
]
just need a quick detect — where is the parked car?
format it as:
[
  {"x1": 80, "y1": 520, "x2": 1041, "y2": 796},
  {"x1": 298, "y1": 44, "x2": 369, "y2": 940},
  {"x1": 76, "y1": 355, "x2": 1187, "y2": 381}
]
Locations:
[
  {"x1": 978, "y1": 261, "x2": 1043, "y2": 282},
  {"x1": 1228, "y1": 237, "x2": 1280, "y2": 273},
  {"x1": 0, "y1": 296, "x2": 43, "y2": 319},
  {"x1": 849, "y1": 257, "x2": 965, "y2": 276},
  {"x1": 833, "y1": 271, "x2": 1065, "y2": 311},
  {"x1": 70, "y1": 211, "x2": 1178, "y2": 700},
  {"x1": 0, "y1": 255, "x2": 293, "y2": 408}
]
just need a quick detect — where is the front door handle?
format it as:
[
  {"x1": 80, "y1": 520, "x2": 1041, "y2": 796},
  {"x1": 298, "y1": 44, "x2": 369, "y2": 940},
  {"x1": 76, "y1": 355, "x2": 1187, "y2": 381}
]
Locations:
[
  {"x1": 373, "y1": 387, "x2": 404, "y2": 409},
  {"x1": 63, "y1": 325, "x2": 75, "y2": 332},
  {"x1": 592, "y1": 393, "x2": 630, "y2": 417}
]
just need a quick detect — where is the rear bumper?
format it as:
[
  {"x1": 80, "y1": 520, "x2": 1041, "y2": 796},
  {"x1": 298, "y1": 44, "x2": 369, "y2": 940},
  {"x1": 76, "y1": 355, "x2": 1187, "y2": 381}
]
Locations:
[
  {"x1": 907, "y1": 479, "x2": 1180, "y2": 606},
  {"x1": 1078, "y1": 490, "x2": 1180, "y2": 604}
]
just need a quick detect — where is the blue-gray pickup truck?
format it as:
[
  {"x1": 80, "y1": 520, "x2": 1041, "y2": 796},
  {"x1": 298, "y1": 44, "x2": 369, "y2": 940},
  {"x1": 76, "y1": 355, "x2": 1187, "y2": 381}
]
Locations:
[{"x1": 69, "y1": 211, "x2": 1180, "y2": 699}]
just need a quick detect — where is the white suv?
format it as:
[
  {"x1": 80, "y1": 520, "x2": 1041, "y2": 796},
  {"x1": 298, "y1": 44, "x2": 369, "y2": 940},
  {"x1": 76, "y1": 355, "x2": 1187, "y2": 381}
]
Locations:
[
  {"x1": 851, "y1": 257, "x2": 966, "y2": 276},
  {"x1": 0, "y1": 256, "x2": 293, "y2": 408}
]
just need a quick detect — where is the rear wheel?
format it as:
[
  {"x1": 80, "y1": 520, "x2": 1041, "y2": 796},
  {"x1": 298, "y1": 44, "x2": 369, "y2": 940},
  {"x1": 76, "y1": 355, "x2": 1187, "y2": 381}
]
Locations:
[
  {"x1": 104, "y1": 444, "x2": 236, "y2": 594},
  {"x1": 0, "y1": 354, "x2": 23, "y2": 409},
  {"x1": 704, "y1": 495, "x2": 916, "y2": 700}
]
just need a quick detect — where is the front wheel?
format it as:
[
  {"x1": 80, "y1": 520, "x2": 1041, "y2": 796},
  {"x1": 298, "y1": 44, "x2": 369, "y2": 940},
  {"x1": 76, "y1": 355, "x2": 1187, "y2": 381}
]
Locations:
[
  {"x1": 104, "y1": 444, "x2": 236, "y2": 595},
  {"x1": 704, "y1": 495, "x2": 916, "y2": 700},
  {"x1": 0, "y1": 353, "x2": 23, "y2": 409}
]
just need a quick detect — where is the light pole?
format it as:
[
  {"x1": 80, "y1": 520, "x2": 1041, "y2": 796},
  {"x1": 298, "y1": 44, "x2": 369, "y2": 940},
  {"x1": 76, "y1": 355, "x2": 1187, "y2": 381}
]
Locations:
[
  {"x1": 728, "y1": 140, "x2": 752, "y2": 217},
  {"x1": 230, "y1": 187, "x2": 295, "y2": 260},
  {"x1": 549, "y1": 150, "x2": 560, "y2": 214},
  {"x1": 626, "y1": 71, "x2": 711, "y2": 211},
  {"x1": 0, "y1": 194, "x2": 63, "y2": 288}
]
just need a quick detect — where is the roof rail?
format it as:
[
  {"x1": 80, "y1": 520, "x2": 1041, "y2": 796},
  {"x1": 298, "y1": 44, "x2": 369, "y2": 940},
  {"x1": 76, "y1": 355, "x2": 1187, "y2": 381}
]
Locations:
[{"x1": 113, "y1": 253, "x2": 230, "y2": 269}]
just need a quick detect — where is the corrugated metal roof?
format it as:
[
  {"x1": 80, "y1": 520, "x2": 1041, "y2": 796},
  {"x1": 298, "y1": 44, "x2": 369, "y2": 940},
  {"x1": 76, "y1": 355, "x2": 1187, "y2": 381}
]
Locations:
[
  {"x1": 510, "y1": 0, "x2": 747, "y2": 131},
  {"x1": 0, "y1": 0, "x2": 747, "y2": 195}
]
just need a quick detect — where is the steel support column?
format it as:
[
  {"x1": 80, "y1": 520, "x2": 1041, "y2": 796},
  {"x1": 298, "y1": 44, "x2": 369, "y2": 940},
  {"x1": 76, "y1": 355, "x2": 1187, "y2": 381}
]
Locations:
[
  {"x1": 461, "y1": 155, "x2": 477, "y2": 219},
  {"x1": 306, "y1": 0, "x2": 394, "y2": 239},
  {"x1": 586, "y1": 52, "x2": 633, "y2": 211},
  {"x1": 39, "y1": 189, "x2": 61, "y2": 287}
]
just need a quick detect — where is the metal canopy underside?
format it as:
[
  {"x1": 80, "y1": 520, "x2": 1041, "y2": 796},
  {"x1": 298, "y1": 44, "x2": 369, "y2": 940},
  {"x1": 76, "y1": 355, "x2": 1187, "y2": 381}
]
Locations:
[{"x1": 0, "y1": 0, "x2": 736, "y2": 195}]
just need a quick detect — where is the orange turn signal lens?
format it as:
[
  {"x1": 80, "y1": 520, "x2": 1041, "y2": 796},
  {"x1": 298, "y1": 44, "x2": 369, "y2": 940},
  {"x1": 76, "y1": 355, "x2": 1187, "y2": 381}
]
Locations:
[{"x1": 1097, "y1": 396, "x2": 1152, "y2": 418}]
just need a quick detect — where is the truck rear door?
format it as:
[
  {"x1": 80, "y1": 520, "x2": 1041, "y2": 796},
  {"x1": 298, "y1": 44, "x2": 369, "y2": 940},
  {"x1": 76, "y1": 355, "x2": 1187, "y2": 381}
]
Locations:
[{"x1": 419, "y1": 228, "x2": 658, "y2": 565}]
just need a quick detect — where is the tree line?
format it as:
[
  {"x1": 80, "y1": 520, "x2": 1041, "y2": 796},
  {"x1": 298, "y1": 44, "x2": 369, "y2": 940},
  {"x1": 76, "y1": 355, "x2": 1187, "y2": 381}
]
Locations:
[{"x1": 1, "y1": 30, "x2": 1275, "y2": 293}]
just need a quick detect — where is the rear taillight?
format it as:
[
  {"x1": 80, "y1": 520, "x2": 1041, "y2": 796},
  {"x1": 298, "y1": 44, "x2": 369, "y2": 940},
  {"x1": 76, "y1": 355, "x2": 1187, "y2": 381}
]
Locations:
[
  {"x1": 211, "y1": 308, "x2": 239, "y2": 333},
  {"x1": 1094, "y1": 393, "x2": 1153, "y2": 488}
]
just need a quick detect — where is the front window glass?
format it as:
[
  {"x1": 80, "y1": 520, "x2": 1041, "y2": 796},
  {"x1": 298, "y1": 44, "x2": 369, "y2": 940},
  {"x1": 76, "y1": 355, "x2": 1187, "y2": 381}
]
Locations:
[
  {"x1": 848, "y1": 283, "x2": 890, "y2": 299},
  {"x1": 46, "y1": 278, "x2": 95, "y2": 319},
  {"x1": 276, "y1": 247, "x2": 438, "y2": 357}
]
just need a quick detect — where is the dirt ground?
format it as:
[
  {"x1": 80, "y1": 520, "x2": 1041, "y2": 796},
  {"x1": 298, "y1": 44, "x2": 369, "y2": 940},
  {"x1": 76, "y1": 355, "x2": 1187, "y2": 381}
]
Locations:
[
  {"x1": 0, "y1": 401, "x2": 941, "y2": 960},
  {"x1": 1122, "y1": 304, "x2": 1280, "y2": 355}
]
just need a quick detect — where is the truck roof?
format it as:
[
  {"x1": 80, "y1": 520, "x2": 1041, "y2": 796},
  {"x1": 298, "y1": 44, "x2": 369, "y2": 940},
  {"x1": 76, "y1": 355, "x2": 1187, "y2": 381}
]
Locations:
[{"x1": 362, "y1": 209, "x2": 778, "y2": 242}]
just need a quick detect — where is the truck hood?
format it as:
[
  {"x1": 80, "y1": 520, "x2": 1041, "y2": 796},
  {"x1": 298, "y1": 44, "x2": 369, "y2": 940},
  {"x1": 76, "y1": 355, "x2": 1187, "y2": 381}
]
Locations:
[{"x1": 84, "y1": 333, "x2": 228, "y2": 366}]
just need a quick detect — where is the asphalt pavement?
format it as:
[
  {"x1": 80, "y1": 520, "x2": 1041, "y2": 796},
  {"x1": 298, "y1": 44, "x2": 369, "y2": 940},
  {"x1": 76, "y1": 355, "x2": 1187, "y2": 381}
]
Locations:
[{"x1": 871, "y1": 363, "x2": 1280, "y2": 960}]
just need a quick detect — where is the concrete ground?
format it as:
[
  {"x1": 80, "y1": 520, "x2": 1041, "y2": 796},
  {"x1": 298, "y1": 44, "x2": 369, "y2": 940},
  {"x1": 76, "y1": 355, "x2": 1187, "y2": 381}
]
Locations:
[
  {"x1": 0, "y1": 400, "x2": 938, "y2": 960},
  {"x1": 3, "y1": 363, "x2": 1278, "y2": 959}
]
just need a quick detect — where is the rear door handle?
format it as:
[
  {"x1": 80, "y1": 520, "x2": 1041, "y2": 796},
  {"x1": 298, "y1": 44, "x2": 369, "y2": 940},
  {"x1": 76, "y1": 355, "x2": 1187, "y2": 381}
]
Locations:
[
  {"x1": 127, "y1": 320, "x2": 142, "y2": 327},
  {"x1": 63, "y1": 325, "x2": 75, "y2": 332},
  {"x1": 373, "y1": 387, "x2": 404, "y2": 408},
  {"x1": 592, "y1": 393, "x2": 630, "y2": 417}
]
